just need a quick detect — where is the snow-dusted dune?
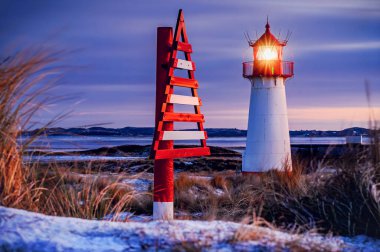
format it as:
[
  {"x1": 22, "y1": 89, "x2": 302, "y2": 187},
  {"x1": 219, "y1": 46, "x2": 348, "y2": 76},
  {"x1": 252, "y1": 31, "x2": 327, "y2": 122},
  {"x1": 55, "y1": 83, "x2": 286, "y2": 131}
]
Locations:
[{"x1": 0, "y1": 206, "x2": 378, "y2": 251}]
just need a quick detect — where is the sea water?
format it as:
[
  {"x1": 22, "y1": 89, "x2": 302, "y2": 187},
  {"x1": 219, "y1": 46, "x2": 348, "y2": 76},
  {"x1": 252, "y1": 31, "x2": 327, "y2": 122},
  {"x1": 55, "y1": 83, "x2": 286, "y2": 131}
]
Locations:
[
  {"x1": 20, "y1": 135, "x2": 371, "y2": 162},
  {"x1": 20, "y1": 136, "x2": 248, "y2": 152}
]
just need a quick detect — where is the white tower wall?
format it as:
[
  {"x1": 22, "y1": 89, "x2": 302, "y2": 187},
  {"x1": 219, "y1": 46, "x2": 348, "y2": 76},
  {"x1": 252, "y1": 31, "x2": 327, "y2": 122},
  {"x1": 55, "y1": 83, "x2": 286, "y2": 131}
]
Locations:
[{"x1": 243, "y1": 77, "x2": 292, "y2": 172}]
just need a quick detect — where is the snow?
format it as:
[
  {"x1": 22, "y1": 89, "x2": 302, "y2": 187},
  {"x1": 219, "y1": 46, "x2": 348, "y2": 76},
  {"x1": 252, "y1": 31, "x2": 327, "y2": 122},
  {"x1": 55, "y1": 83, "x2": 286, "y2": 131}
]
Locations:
[
  {"x1": 188, "y1": 175, "x2": 213, "y2": 181},
  {"x1": 214, "y1": 188, "x2": 225, "y2": 196},
  {"x1": 1, "y1": 206, "x2": 379, "y2": 251},
  {"x1": 103, "y1": 211, "x2": 152, "y2": 222},
  {"x1": 122, "y1": 178, "x2": 151, "y2": 192}
]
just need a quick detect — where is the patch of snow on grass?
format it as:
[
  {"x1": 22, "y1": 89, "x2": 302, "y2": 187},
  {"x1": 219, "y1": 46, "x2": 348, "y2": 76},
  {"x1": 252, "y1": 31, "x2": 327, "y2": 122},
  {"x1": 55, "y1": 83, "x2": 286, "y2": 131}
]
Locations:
[
  {"x1": 122, "y1": 178, "x2": 151, "y2": 192},
  {"x1": 103, "y1": 212, "x2": 152, "y2": 222},
  {"x1": 1, "y1": 206, "x2": 379, "y2": 251},
  {"x1": 188, "y1": 175, "x2": 213, "y2": 181},
  {"x1": 214, "y1": 188, "x2": 225, "y2": 196}
]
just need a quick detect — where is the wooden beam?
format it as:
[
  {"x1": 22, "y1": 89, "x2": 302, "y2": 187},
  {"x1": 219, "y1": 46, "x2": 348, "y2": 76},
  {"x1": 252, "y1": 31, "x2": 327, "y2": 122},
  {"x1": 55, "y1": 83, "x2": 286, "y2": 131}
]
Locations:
[
  {"x1": 175, "y1": 41, "x2": 192, "y2": 53},
  {"x1": 172, "y1": 59, "x2": 195, "y2": 70},
  {"x1": 169, "y1": 76, "x2": 198, "y2": 88},
  {"x1": 161, "y1": 131, "x2": 206, "y2": 140},
  {"x1": 154, "y1": 147, "x2": 210, "y2": 159},
  {"x1": 168, "y1": 94, "x2": 200, "y2": 106},
  {"x1": 162, "y1": 112, "x2": 204, "y2": 122}
]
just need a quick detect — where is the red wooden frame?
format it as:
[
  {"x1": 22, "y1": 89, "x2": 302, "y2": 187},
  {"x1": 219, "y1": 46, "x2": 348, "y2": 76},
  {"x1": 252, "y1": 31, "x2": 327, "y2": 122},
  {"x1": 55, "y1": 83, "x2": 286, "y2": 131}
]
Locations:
[{"x1": 151, "y1": 9, "x2": 210, "y2": 160}]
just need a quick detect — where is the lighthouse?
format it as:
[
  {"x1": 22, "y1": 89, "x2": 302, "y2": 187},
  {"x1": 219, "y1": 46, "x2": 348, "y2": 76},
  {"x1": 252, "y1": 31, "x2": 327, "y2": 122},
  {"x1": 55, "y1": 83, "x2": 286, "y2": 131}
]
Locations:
[{"x1": 242, "y1": 20, "x2": 294, "y2": 173}]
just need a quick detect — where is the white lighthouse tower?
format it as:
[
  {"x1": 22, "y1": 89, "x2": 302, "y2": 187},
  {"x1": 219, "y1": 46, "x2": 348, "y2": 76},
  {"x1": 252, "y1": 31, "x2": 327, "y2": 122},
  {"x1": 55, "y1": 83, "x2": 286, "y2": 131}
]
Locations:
[{"x1": 242, "y1": 21, "x2": 294, "y2": 173}]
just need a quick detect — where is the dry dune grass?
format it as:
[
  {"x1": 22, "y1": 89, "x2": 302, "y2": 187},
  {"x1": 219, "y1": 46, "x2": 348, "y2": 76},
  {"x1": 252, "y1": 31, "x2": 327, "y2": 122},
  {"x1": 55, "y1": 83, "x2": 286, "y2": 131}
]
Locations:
[
  {"x1": 0, "y1": 49, "x2": 56, "y2": 210},
  {"x1": 233, "y1": 224, "x2": 341, "y2": 252},
  {"x1": 174, "y1": 172, "x2": 218, "y2": 219},
  {"x1": 0, "y1": 50, "x2": 140, "y2": 220},
  {"x1": 38, "y1": 167, "x2": 141, "y2": 219},
  {"x1": 173, "y1": 149, "x2": 380, "y2": 237}
]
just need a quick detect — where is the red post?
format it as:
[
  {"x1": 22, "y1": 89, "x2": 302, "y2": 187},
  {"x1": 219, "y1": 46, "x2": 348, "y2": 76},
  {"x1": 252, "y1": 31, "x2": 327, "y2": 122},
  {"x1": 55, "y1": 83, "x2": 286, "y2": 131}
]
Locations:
[{"x1": 153, "y1": 27, "x2": 174, "y2": 220}]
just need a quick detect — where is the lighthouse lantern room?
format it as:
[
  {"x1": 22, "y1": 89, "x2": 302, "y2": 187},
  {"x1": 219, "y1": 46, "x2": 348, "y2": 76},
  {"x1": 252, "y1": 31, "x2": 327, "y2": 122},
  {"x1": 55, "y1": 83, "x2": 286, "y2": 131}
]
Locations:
[{"x1": 242, "y1": 20, "x2": 294, "y2": 173}]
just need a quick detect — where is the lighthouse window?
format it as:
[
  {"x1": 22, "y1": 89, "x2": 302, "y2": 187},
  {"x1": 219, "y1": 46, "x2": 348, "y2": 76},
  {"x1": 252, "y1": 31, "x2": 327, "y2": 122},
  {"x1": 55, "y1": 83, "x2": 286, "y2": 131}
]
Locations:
[{"x1": 257, "y1": 46, "x2": 278, "y2": 60}]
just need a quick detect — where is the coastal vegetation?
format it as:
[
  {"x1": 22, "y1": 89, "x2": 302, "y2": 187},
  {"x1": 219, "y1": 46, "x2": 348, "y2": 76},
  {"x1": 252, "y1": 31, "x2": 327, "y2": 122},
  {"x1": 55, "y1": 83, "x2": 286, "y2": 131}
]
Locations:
[{"x1": 0, "y1": 50, "x2": 379, "y2": 244}]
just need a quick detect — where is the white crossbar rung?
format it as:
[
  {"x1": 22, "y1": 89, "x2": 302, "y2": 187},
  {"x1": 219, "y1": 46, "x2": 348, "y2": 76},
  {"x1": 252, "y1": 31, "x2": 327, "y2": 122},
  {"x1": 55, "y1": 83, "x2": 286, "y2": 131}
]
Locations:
[
  {"x1": 169, "y1": 94, "x2": 200, "y2": 106},
  {"x1": 162, "y1": 131, "x2": 206, "y2": 140},
  {"x1": 175, "y1": 59, "x2": 193, "y2": 70}
]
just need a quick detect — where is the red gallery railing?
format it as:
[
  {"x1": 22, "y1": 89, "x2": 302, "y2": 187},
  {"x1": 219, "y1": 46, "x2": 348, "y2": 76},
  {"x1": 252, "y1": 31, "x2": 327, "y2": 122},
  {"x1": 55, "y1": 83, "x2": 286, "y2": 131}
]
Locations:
[{"x1": 243, "y1": 60, "x2": 294, "y2": 78}]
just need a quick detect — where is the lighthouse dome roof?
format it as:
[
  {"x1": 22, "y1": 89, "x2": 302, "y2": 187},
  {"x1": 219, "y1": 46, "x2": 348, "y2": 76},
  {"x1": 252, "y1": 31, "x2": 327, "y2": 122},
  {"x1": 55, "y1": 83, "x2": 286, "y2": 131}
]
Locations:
[{"x1": 250, "y1": 21, "x2": 287, "y2": 47}]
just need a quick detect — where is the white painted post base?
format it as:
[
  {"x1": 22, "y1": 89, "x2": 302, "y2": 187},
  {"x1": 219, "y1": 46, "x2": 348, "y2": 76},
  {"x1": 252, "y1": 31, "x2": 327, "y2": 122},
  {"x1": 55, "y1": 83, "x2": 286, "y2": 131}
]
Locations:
[{"x1": 153, "y1": 202, "x2": 174, "y2": 220}]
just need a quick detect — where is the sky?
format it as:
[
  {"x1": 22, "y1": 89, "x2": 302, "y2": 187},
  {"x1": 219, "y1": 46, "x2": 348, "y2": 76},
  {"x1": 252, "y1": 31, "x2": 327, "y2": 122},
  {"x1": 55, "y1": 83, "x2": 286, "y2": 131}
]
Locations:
[{"x1": 1, "y1": 0, "x2": 379, "y2": 130}]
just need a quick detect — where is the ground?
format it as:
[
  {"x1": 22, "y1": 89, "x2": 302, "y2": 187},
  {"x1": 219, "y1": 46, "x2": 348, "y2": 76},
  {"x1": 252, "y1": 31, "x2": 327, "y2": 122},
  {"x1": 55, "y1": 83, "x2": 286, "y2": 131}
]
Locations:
[{"x1": 1, "y1": 206, "x2": 379, "y2": 252}]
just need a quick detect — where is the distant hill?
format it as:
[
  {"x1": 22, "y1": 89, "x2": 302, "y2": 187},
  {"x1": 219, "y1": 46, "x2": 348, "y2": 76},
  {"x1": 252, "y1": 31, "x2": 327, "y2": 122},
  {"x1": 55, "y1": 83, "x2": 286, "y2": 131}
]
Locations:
[
  {"x1": 22, "y1": 126, "x2": 370, "y2": 137},
  {"x1": 290, "y1": 127, "x2": 370, "y2": 137}
]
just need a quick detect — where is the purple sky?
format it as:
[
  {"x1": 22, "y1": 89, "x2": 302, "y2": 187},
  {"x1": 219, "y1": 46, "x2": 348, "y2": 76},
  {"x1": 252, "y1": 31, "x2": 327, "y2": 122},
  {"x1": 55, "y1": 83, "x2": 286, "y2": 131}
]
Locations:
[{"x1": 1, "y1": 0, "x2": 379, "y2": 130}]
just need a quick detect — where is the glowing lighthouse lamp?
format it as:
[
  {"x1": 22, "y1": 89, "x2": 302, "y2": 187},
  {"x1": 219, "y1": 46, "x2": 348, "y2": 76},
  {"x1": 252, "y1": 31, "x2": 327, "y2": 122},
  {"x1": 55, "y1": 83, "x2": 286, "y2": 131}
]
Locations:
[{"x1": 242, "y1": 20, "x2": 294, "y2": 173}]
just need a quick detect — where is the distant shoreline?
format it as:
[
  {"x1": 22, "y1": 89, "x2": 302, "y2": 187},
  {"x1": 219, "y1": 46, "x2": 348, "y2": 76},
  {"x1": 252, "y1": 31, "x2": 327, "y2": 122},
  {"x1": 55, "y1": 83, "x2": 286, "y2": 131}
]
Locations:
[{"x1": 22, "y1": 126, "x2": 371, "y2": 138}]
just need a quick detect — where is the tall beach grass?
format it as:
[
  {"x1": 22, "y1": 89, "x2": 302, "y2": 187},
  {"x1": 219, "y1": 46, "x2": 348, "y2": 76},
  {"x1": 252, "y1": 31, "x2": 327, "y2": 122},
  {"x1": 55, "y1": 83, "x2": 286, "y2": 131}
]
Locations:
[{"x1": 0, "y1": 49, "x2": 138, "y2": 219}]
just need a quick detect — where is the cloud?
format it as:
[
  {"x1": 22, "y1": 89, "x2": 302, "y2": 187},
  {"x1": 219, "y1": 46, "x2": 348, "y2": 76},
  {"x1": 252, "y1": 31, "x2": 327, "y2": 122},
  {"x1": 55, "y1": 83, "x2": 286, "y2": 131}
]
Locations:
[
  {"x1": 288, "y1": 106, "x2": 380, "y2": 130},
  {"x1": 259, "y1": 0, "x2": 380, "y2": 17},
  {"x1": 66, "y1": 83, "x2": 153, "y2": 92},
  {"x1": 297, "y1": 41, "x2": 380, "y2": 52}
]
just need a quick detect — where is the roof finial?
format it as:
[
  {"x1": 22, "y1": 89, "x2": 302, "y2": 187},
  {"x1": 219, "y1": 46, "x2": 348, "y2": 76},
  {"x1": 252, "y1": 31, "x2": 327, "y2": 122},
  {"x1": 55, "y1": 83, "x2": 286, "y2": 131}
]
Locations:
[{"x1": 265, "y1": 16, "x2": 270, "y2": 31}]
